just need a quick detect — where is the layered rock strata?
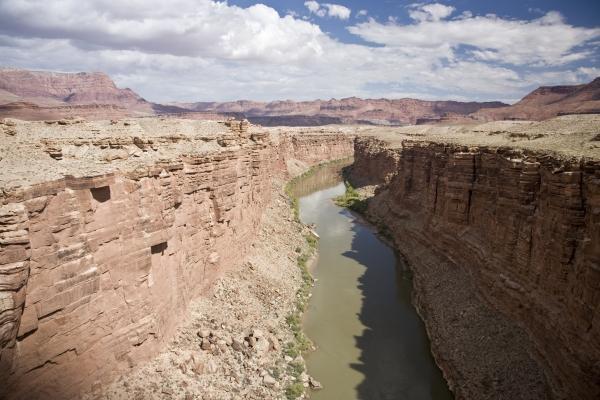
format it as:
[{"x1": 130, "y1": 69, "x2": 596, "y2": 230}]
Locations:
[
  {"x1": 350, "y1": 124, "x2": 600, "y2": 399},
  {"x1": 0, "y1": 118, "x2": 353, "y2": 399}
]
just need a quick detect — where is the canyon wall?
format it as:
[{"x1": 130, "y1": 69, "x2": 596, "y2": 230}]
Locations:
[
  {"x1": 0, "y1": 125, "x2": 353, "y2": 400},
  {"x1": 351, "y1": 137, "x2": 600, "y2": 399}
]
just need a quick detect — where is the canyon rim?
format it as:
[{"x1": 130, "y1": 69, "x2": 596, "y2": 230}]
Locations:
[{"x1": 1, "y1": 1, "x2": 600, "y2": 399}]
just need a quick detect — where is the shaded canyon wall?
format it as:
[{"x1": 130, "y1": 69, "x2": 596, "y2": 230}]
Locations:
[
  {"x1": 0, "y1": 132, "x2": 353, "y2": 399},
  {"x1": 351, "y1": 137, "x2": 600, "y2": 399}
]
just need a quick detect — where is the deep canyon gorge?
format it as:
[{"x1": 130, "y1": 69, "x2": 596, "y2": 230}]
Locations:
[{"x1": 0, "y1": 115, "x2": 599, "y2": 399}]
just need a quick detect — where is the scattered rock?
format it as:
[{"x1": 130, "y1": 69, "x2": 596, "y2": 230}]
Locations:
[
  {"x1": 200, "y1": 339, "x2": 211, "y2": 351},
  {"x1": 263, "y1": 375, "x2": 277, "y2": 387},
  {"x1": 231, "y1": 338, "x2": 244, "y2": 352},
  {"x1": 309, "y1": 377, "x2": 323, "y2": 390},
  {"x1": 253, "y1": 337, "x2": 270, "y2": 355},
  {"x1": 205, "y1": 360, "x2": 219, "y2": 375},
  {"x1": 198, "y1": 330, "x2": 211, "y2": 338},
  {"x1": 252, "y1": 329, "x2": 264, "y2": 338}
]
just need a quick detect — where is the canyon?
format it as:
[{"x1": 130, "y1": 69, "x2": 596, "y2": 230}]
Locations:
[
  {"x1": 0, "y1": 117, "x2": 353, "y2": 399},
  {"x1": 0, "y1": 112, "x2": 598, "y2": 399},
  {"x1": 349, "y1": 115, "x2": 600, "y2": 400}
]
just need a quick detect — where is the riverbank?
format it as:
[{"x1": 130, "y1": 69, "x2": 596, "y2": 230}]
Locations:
[{"x1": 338, "y1": 182, "x2": 549, "y2": 400}]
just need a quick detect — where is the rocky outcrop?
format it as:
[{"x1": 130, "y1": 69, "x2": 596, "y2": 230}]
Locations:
[
  {"x1": 0, "y1": 102, "x2": 132, "y2": 121},
  {"x1": 351, "y1": 136, "x2": 600, "y2": 400},
  {"x1": 0, "y1": 69, "x2": 192, "y2": 120},
  {"x1": 0, "y1": 69, "x2": 143, "y2": 107},
  {"x1": 0, "y1": 119, "x2": 353, "y2": 400},
  {"x1": 473, "y1": 77, "x2": 600, "y2": 121}
]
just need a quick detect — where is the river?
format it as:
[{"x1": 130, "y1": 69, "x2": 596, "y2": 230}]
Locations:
[{"x1": 291, "y1": 163, "x2": 452, "y2": 400}]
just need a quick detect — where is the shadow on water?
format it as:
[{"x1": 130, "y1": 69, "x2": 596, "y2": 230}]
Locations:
[
  {"x1": 341, "y1": 209, "x2": 452, "y2": 400},
  {"x1": 294, "y1": 161, "x2": 452, "y2": 400}
]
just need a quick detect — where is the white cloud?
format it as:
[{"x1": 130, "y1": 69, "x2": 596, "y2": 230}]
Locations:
[
  {"x1": 304, "y1": 1, "x2": 350, "y2": 20},
  {"x1": 349, "y1": 8, "x2": 600, "y2": 66},
  {"x1": 304, "y1": 1, "x2": 325, "y2": 17},
  {"x1": 0, "y1": 0, "x2": 329, "y2": 63},
  {"x1": 409, "y1": 3, "x2": 455, "y2": 22},
  {"x1": 323, "y1": 4, "x2": 351, "y2": 20},
  {"x1": 0, "y1": 0, "x2": 597, "y2": 103},
  {"x1": 357, "y1": 9, "x2": 368, "y2": 18}
]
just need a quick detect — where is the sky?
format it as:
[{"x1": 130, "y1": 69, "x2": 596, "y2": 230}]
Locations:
[{"x1": 0, "y1": 0, "x2": 599, "y2": 103}]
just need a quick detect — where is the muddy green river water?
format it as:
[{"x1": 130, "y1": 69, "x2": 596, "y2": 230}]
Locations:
[{"x1": 292, "y1": 164, "x2": 452, "y2": 400}]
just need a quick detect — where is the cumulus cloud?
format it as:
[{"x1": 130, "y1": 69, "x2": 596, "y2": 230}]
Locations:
[
  {"x1": 349, "y1": 6, "x2": 600, "y2": 66},
  {"x1": 408, "y1": 3, "x2": 455, "y2": 22},
  {"x1": 0, "y1": 0, "x2": 597, "y2": 102},
  {"x1": 357, "y1": 9, "x2": 368, "y2": 18},
  {"x1": 304, "y1": 1, "x2": 351, "y2": 20},
  {"x1": 0, "y1": 0, "x2": 327, "y2": 62},
  {"x1": 304, "y1": 1, "x2": 324, "y2": 17},
  {"x1": 323, "y1": 4, "x2": 351, "y2": 20}
]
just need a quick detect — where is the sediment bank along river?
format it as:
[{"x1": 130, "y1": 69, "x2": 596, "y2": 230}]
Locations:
[{"x1": 291, "y1": 162, "x2": 452, "y2": 400}]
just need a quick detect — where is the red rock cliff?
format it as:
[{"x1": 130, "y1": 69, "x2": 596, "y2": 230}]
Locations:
[
  {"x1": 351, "y1": 136, "x2": 600, "y2": 399},
  {"x1": 0, "y1": 121, "x2": 353, "y2": 399}
]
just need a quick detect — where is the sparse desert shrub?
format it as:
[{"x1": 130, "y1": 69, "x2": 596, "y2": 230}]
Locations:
[
  {"x1": 335, "y1": 181, "x2": 368, "y2": 213},
  {"x1": 285, "y1": 382, "x2": 305, "y2": 400}
]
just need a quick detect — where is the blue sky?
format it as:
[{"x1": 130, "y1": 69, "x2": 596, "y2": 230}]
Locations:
[
  {"x1": 230, "y1": 0, "x2": 600, "y2": 44},
  {"x1": 0, "y1": 0, "x2": 598, "y2": 102}
]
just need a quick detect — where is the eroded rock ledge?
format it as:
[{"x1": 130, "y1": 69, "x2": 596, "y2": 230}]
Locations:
[
  {"x1": 0, "y1": 118, "x2": 354, "y2": 399},
  {"x1": 350, "y1": 128, "x2": 600, "y2": 400}
]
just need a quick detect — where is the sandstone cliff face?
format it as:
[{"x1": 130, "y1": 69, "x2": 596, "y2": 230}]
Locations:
[
  {"x1": 0, "y1": 69, "x2": 143, "y2": 106},
  {"x1": 0, "y1": 121, "x2": 353, "y2": 399},
  {"x1": 473, "y1": 77, "x2": 600, "y2": 121},
  {"x1": 351, "y1": 137, "x2": 600, "y2": 399},
  {"x1": 0, "y1": 69, "x2": 194, "y2": 120},
  {"x1": 186, "y1": 97, "x2": 507, "y2": 125}
]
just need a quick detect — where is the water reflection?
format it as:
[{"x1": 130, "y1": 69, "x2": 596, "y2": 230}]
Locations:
[{"x1": 288, "y1": 159, "x2": 353, "y2": 199}]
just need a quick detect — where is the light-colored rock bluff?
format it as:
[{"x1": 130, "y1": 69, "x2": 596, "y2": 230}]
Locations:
[
  {"x1": 0, "y1": 118, "x2": 354, "y2": 399},
  {"x1": 350, "y1": 116, "x2": 600, "y2": 400}
]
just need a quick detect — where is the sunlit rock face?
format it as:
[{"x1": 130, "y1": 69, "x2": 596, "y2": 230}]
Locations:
[{"x1": 0, "y1": 119, "x2": 354, "y2": 400}]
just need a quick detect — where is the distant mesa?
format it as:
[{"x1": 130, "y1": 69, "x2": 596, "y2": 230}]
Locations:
[
  {"x1": 472, "y1": 77, "x2": 600, "y2": 122},
  {"x1": 0, "y1": 67, "x2": 598, "y2": 124}
]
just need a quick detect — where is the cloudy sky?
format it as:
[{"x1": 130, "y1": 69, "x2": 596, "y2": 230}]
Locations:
[{"x1": 0, "y1": 0, "x2": 599, "y2": 103}]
